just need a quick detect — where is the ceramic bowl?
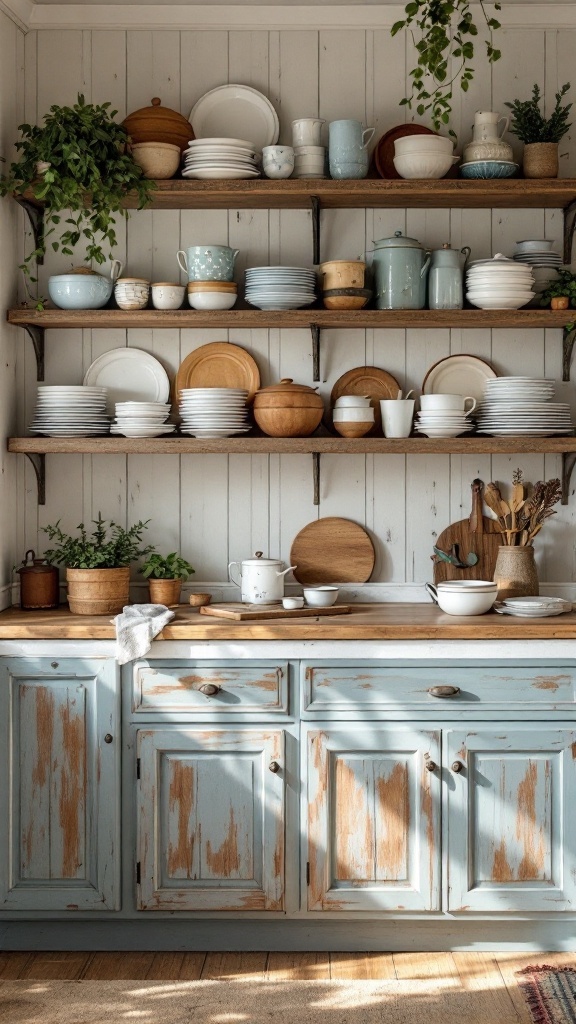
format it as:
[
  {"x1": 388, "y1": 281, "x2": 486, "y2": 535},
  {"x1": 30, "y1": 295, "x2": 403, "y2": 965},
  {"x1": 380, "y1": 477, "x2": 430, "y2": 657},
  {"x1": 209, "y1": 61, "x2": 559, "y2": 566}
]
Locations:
[
  {"x1": 131, "y1": 141, "x2": 181, "y2": 179},
  {"x1": 394, "y1": 135, "x2": 454, "y2": 154},
  {"x1": 460, "y1": 160, "x2": 519, "y2": 179},
  {"x1": 187, "y1": 290, "x2": 237, "y2": 310},
  {"x1": 438, "y1": 580, "x2": 498, "y2": 593},
  {"x1": 516, "y1": 239, "x2": 554, "y2": 253},
  {"x1": 48, "y1": 274, "x2": 113, "y2": 309},
  {"x1": 262, "y1": 146, "x2": 294, "y2": 179},
  {"x1": 333, "y1": 407, "x2": 375, "y2": 422},
  {"x1": 282, "y1": 596, "x2": 304, "y2": 609},
  {"x1": 334, "y1": 395, "x2": 371, "y2": 408},
  {"x1": 303, "y1": 586, "x2": 339, "y2": 607},
  {"x1": 322, "y1": 287, "x2": 371, "y2": 310},
  {"x1": 393, "y1": 152, "x2": 458, "y2": 180},
  {"x1": 426, "y1": 582, "x2": 496, "y2": 615},
  {"x1": 151, "y1": 282, "x2": 186, "y2": 309},
  {"x1": 114, "y1": 278, "x2": 150, "y2": 310}
]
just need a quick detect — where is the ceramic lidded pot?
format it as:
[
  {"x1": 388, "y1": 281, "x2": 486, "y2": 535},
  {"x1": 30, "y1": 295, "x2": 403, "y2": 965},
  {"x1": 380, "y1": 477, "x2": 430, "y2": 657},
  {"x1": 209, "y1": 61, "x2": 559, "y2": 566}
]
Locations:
[
  {"x1": 371, "y1": 230, "x2": 431, "y2": 310},
  {"x1": 253, "y1": 378, "x2": 324, "y2": 437},
  {"x1": 122, "y1": 97, "x2": 194, "y2": 154}
]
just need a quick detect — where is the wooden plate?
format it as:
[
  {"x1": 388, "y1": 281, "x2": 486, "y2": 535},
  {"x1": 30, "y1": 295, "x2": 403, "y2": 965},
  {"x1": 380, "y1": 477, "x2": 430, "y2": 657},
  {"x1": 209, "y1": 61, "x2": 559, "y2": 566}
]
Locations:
[
  {"x1": 174, "y1": 342, "x2": 260, "y2": 402},
  {"x1": 330, "y1": 365, "x2": 400, "y2": 433},
  {"x1": 374, "y1": 123, "x2": 458, "y2": 179},
  {"x1": 290, "y1": 517, "x2": 375, "y2": 586}
]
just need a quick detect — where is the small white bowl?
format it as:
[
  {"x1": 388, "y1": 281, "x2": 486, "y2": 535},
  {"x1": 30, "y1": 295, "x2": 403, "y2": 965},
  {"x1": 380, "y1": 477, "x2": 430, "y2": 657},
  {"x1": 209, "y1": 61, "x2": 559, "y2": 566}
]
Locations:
[
  {"x1": 394, "y1": 135, "x2": 454, "y2": 154},
  {"x1": 282, "y1": 596, "x2": 304, "y2": 610},
  {"x1": 334, "y1": 395, "x2": 371, "y2": 408},
  {"x1": 303, "y1": 586, "x2": 339, "y2": 607},
  {"x1": 333, "y1": 407, "x2": 375, "y2": 422},
  {"x1": 393, "y1": 152, "x2": 459, "y2": 180},
  {"x1": 188, "y1": 290, "x2": 237, "y2": 310},
  {"x1": 151, "y1": 282, "x2": 186, "y2": 310},
  {"x1": 515, "y1": 239, "x2": 553, "y2": 253}
]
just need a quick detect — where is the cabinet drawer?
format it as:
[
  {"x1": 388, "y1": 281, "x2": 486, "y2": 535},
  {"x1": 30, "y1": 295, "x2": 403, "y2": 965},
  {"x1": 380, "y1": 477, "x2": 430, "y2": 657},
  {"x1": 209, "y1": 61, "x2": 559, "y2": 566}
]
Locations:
[
  {"x1": 302, "y1": 662, "x2": 576, "y2": 714},
  {"x1": 132, "y1": 660, "x2": 289, "y2": 715}
]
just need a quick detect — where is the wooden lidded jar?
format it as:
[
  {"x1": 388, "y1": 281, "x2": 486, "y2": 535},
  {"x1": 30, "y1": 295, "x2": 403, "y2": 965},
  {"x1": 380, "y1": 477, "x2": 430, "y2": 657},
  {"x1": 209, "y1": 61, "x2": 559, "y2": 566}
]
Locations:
[
  {"x1": 17, "y1": 550, "x2": 60, "y2": 610},
  {"x1": 122, "y1": 97, "x2": 194, "y2": 154},
  {"x1": 253, "y1": 378, "x2": 324, "y2": 437}
]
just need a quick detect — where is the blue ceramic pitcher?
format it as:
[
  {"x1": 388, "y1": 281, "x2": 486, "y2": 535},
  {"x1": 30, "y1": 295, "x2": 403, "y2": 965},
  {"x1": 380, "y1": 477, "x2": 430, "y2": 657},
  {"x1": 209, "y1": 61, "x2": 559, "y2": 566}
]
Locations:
[{"x1": 329, "y1": 120, "x2": 375, "y2": 180}]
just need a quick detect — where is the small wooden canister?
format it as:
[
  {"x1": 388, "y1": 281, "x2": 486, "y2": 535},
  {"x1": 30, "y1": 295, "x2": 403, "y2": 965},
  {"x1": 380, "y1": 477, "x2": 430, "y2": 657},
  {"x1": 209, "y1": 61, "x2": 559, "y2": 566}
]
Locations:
[{"x1": 17, "y1": 550, "x2": 60, "y2": 609}]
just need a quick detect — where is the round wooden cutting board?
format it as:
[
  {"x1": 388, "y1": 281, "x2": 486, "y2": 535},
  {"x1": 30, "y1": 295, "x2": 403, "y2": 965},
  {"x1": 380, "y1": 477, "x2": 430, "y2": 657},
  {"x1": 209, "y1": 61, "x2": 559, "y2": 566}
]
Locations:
[
  {"x1": 174, "y1": 342, "x2": 260, "y2": 402},
  {"x1": 290, "y1": 517, "x2": 375, "y2": 585}
]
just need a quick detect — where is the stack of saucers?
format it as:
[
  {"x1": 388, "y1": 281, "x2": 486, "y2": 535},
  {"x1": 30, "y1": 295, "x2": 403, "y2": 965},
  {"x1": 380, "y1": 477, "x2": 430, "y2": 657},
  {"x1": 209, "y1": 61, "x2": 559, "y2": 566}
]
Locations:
[
  {"x1": 30, "y1": 385, "x2": 110, "y2": 436},
  {"x1": 245, "y1": 266, "x2": 317, "y2": 310},
  {"x1": 512, "y1": 240, "x2": 563, "y2": 304},
  {"x1": 181, "y1": 138, "x2": 261, "y2": 180},
  {"x1": 111, "y1": 401, "x2": 175, "y2": 437},
  {"x1": 476, "y1": 377, "x2": 574, "y2": 436},
  {"x1": 466, "y1": 255, "x2": 535, "y2": 309},
  {"x1": 179, "y1": 388, "x2": 251, "y2": 438},
  {"x1": 414, "y1": 409, "x2": 475, "y2": 437}
]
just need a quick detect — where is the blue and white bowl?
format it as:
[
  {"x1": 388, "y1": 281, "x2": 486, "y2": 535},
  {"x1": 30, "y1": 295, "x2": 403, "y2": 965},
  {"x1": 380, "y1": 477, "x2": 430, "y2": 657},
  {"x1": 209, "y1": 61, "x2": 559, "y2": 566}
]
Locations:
[{"x1": 460, "y1": 160, "x2": 519, "y2": 179}]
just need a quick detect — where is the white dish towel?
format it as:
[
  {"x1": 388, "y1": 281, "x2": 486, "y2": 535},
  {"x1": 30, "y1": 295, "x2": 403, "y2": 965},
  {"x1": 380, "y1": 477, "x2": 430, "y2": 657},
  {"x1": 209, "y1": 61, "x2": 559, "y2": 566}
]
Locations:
[{"x1": 114, "y1": 603, "x2": 175, "y2": 664}]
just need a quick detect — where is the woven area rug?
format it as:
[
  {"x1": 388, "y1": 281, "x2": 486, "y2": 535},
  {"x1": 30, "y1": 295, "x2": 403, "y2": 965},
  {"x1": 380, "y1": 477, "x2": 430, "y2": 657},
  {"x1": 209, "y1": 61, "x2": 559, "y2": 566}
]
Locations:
[
  {"x1": 517, "y1": 966, "x2": 576, "y2": 1024},
  {"x1": 0, "y1": 978, "x2": 519, "y2": 1024}
]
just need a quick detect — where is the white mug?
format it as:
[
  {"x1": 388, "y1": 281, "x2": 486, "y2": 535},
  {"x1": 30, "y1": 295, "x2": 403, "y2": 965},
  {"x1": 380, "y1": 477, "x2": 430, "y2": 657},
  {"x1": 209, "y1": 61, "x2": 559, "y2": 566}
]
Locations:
[
  {"x1": 292, "y1": 118, "x2": 325, "y2": 147},
  {"x1": 380, "y1": 399, "x2": 415, "y2": 438},
  {"x1": 420, "y1": 393, "x2": 477, "y2": 414}
]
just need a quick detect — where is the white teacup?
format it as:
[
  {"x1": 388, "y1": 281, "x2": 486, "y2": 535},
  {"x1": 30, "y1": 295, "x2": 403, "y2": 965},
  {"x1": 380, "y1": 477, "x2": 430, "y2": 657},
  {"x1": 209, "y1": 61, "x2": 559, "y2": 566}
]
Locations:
[
  {"x1": 151, "y1": 282, "x2": 185, "y2": 310},
  {"x1": 380, "y1": 399, "x2": 415, "y2": 438},
  {"x1": 420, "y1": 393, "x2": 477, "y2": 414},
  {"x1": 292, "y1": 118, "x2": 325, "y2": 147}
]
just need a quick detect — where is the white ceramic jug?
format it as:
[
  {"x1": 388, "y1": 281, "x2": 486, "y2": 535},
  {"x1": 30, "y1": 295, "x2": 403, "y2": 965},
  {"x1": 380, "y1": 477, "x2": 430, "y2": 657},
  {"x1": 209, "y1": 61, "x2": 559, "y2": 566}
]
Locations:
[
  {"x1": 463, "y1": 111, "x2": 513, "y2": 164},
  {"x1": 228, "y1": 551, "x2": 296, "y2": 604}
]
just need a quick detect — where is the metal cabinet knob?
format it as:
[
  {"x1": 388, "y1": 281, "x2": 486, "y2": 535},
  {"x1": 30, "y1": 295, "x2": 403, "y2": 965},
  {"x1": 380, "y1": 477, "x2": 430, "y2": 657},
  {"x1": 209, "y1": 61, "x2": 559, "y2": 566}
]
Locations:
[
  {"x1": 428, "y1": 685, "x2": 461, "y2": 698},
  {"x1": 451, "y1": 760, "x2": 464, "y2": 773},
  {"x1": 268, "y1": 761, "x2": 281, "y2": 773},
  {"x1": 425, "y1": 760, "x2": 437, "y2": 772},
  {"x1": 104, "y1": 733, "x2": 113, "y2": 744},
  {"x1": 199, "y1": 683, "x2": 220, "y2": 696}
]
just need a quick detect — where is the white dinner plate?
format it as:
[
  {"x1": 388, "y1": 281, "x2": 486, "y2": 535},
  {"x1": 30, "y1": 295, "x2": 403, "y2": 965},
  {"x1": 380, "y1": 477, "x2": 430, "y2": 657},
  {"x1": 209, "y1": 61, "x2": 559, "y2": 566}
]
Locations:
[
  {"x1": 186, "y1": 137, "x2": 257, "y2": 148},
  {"x1": 182, "y1": 167, "x2": 260, "y2": 180},
  {"x1": 422, "y1": 354, "x2": 497, "y2": 402},
  {"x1": 83, "y1": 349, "x2": 170, "y2": 411},
  {"x1": 181, "y1": 427, "x2": 252, "y2": 437},
  {"x1": 190, "y1": 84, "x2": 279, "y2": 149}
]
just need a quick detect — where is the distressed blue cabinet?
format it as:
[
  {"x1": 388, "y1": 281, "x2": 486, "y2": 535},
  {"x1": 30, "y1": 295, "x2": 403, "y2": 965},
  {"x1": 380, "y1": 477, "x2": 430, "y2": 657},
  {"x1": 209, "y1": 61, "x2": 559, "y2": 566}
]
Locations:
[{"x1": 0, "y1": 657, "x2": 121, "y2": 911}]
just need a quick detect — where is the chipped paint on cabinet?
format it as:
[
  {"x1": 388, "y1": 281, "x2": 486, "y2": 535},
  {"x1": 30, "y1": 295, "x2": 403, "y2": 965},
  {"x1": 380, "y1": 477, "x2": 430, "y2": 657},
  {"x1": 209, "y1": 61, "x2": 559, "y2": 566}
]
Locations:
[
  {"x1": 446, "y1": 728, "x2": 576, "y2": 913},
  {"x1": 0, "y1": 657, "x2": 120, "y2": 911},
  {"x1": 132, "y1": 660, "x2": 289, "y2": 715},
  {"x1": 306, "y1": 727, "x2": 441, "y2": 911},
  {"x1": 137, "y1": 728, "x2": 285, "y2": 911}
]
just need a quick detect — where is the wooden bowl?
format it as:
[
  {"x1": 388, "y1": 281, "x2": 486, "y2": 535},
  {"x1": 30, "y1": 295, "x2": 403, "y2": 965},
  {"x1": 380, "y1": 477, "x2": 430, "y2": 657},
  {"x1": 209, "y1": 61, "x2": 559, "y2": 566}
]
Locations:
[
  {"x1": 189, "y1": 592, "x2": 212, "y2": 607},
  {"x1": 323, "y1": 293, "x2": 370, "y2": 310},
  {"x1": 254, "y1": 405, "x2": 323, "y2": 437},
  {"x1": 333, "y1": 421, "x2": 373, "y2": 438},
  {"x1": 131, "y1": 142, "x2": 181, "y2": 179}
]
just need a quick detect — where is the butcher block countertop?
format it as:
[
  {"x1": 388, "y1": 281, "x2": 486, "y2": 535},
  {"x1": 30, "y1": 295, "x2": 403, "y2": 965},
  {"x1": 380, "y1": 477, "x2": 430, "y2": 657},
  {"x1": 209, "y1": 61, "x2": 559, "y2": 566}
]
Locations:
[{"x1": 1, "y1": 603, "x2": 576, "y2": 640}]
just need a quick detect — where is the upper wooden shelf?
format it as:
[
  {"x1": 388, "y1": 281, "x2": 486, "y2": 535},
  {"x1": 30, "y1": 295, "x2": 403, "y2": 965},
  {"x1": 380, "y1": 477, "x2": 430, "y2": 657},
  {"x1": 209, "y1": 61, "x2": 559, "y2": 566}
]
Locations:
[
  {"x1": 21, "y1": 178, "x2": 576, "y2": 211},
  {"x1": 7, "y1": 307, "x2": 574, "y2": 331}
]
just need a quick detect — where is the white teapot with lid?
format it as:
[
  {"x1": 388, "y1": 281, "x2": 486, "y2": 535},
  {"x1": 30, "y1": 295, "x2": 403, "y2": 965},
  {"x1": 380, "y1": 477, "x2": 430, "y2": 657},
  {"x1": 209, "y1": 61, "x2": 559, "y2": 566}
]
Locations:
[
  {"x1": 228, "y1": 552, "x2": 296, "y2": 604},
  {"x1": 463, "y1": 110, "x2": 513, "y2": 164}
]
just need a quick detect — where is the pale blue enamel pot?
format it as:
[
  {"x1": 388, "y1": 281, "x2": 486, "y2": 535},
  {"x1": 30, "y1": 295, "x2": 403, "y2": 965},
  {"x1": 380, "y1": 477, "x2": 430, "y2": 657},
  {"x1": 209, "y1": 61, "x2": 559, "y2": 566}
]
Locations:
[{"x1": 370, "y1": 230, "x2": 431, "y2": 310}]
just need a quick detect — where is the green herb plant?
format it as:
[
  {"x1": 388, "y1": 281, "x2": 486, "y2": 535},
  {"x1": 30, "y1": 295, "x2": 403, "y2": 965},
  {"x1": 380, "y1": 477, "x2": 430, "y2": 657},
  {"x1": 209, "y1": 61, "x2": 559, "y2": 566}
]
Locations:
[
  {"x1": 0, "y1": 94, "x2": 156, "y2": 299},
  {"x1": 140, "y1": 551, "x2": 195, "y2": 581},
  {"x1": 505, "y1": 83, "x2": 572, "y2": 144},
  {"x1": 391, "y1": 0, "x2": 502, "y2": 135},
  {"x1": 539, "y1": 269, "x2": 576, "y2": 330},
  {"x1": 42, "y1": 513, "x2": 152, "y2": 569}
]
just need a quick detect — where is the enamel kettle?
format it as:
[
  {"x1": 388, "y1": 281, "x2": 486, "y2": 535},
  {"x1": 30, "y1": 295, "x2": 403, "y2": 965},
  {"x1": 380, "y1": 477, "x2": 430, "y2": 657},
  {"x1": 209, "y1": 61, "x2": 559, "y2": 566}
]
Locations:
[
  {"x1": 428, "y1": 243, "x2": 471, "y2": 310},
  {"x1": 370, "y1": 230, "x2": 431, "y2": 310},
  {"x1": 228, "y1": 551, "x2": 296, "y2": 604}
]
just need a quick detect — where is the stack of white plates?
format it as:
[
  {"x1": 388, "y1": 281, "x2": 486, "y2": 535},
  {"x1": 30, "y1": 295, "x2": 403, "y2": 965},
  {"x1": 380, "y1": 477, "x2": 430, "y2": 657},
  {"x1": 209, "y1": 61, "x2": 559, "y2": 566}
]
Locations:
[
  {"x1": 466, "y1": 255, "x2": 535, "y2": 309},
  {"x1": 495, "y1": 596, "x2": 572, "y2": 617},
  {"x1": 182, "y1": 138, "x2": 261, "y2": 180},
  {"x1": 30, "y1": 385, "x2": 110, "y2": 436},
  {"x1": 245, "y1": 266, "x2": 317, "y2": 310},
  {"x1": 111, "y1": 401, "x2": 175, "y2": 438},
  {"x1": 179, "y1": 388, "x2": 251, "y2": 437},
  {"x1": 476, "y1": 377, "x2": 574, "y2": 435},
  {"x1": 512, "y1": 240, "x2": 563, "y2": 269},
  {"x1": 414, "y1": 410, "x2": 475, "y2": 437}
]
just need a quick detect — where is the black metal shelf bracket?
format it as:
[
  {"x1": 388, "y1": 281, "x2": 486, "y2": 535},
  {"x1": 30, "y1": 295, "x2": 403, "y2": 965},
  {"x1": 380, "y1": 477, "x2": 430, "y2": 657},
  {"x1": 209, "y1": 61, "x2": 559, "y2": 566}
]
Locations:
[
  {"x1": 562, "y1": 452, "x2": 576, "y2": 505},
  {"x1": 311, "y1": 196, "x2": 321, "y2": 265},
  {"x1": 562, "y1": 325, "x2": 576, "y2": 382},
  {"x1": 14, "y1": 198, "x2": 44, "y2": 265},
  {"x1": 564, "y1": 199, "x2": 576, "y2": 265},
  {"x1": 23, "y1": 324, "x2": 45, "y2": 381},
  {"x1": 312, "y1": 452, "x2": 320, "y2": 506},
  {"x1": 311, "y1": 323, "x2": 321, "y2": 382},
  {"x1": 24, "y1": 453, "x2": 46, "y2": 505}
]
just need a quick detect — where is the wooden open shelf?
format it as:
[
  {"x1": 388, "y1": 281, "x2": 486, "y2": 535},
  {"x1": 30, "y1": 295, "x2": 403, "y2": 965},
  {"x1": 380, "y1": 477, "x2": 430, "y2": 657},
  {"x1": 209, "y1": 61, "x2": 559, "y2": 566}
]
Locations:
[{"x1": 21, "y1": 178, "x2": 576, "y2": 211}]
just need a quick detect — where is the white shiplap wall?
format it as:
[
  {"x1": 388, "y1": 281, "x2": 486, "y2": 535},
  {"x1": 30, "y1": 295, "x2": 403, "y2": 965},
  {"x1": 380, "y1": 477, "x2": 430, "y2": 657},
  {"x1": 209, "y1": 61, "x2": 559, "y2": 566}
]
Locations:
[{"x1": 8, "y1": 12, "x2": 576, "y2": 593}]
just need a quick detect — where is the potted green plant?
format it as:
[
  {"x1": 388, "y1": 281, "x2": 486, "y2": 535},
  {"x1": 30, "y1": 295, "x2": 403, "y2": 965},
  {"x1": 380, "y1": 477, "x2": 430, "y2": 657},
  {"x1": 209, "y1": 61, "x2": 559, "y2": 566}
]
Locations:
[
  {"x1": 391, "y1": 0, "x2": 502, "y2": 134},
  {"x1": 0, "y1": 94, "x2": 156, "y2": 291},
  {"x1": 539, "y1": 269, "x2": 576, "y2": 323},
  {"x1": 505, "y1": 83, "x2": 572, "y2": 178},
  {"x1": 42, "y1": 513, "x2": 152, "y2": 615},
  {"x1": 140, "y1": 551, "x2": 195, "y2": 607}
]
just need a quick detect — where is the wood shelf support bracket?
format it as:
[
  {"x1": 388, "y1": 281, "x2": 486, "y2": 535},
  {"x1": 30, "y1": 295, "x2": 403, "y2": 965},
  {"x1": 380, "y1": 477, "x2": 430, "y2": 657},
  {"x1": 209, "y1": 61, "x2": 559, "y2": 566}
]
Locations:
[
  {"x1": 562, "y1": 325, "x2": 576, "y2": 382},
  {"x1": 24, "y1": 453, "x2": 46, "y2": 505},
  {"x1": 311, "y1": 323, "x2": 321, "y2": 382},
  {"x1": 312, "y1": 451, "x2": 320, "y2": 506},
  {"x1": 562, "y1": 452, "x2": 576, "y2": 505},
  {"x1": 14, "y1": 197, "x2": 44, "y2": 265},
  {"x1": 564, "y1": 199, "x2": 576, "y2": 265},
  {"x1": 311, "y1": 195, "x2": 321, "y2": 265},
  {"x1": 23, "y1": 324, "x2": 45, "y2": 381}
]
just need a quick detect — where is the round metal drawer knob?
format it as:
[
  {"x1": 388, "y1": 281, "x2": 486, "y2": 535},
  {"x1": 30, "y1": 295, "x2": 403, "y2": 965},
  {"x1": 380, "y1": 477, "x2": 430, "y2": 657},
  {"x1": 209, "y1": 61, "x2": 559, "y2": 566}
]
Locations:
[
  {"x1": 104, "y1": 733, "x2": 114, "y2": 744},
  {"x1": 199, "y1": 683, "x2": 220, "y2": 696},
  {"x1": 428, "y1": 685, "x2": 461, "y2": 698},
  {"x1": 451, "y1": 760, "x2": 464, "y2": 773},
  {"x1": 268, "y1": 761, "x2": 281, "y2": 773},
  {"x1": 425, "y1": 760, "x2": 437, "y2": 772}
]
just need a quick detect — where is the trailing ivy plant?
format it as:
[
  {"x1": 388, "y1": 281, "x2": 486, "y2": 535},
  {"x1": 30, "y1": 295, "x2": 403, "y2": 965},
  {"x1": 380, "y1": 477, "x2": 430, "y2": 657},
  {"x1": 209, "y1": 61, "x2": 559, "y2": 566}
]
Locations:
[
  {"x1": 42, "y1": 513, "x2": 153, "y2": 569},
  {"x1": 505, "y1": 83, "x2": 572, "y2": 144},
  {"x1": 391, "y1": 0, "x2": 502, "y2": 135},
  {"x1": 0, "y1": 94, "x2": 155, "y2": 289}
]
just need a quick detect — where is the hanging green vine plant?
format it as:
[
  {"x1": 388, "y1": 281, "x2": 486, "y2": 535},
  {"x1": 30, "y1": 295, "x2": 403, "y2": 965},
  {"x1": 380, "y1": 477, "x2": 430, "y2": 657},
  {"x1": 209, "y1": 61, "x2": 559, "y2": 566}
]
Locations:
[{"x1": 392, "y1": 0, "x2": 503, "y2": 135}]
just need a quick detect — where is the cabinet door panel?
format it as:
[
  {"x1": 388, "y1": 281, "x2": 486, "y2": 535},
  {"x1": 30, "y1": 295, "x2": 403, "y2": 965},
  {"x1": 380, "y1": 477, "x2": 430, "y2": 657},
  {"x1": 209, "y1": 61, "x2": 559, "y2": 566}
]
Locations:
[
  {"x1": 306, "y1": 727, "x2": 441, "y2": 911},
  {"x1": 0, "y1": 658, "x2": 120, "y2": 911},
  {"x1": 137, "y1": 729, "x2": 284, "y2": 911},
  {"x1": 446, "y1": 728, "x2": 576, "y2": 912}
]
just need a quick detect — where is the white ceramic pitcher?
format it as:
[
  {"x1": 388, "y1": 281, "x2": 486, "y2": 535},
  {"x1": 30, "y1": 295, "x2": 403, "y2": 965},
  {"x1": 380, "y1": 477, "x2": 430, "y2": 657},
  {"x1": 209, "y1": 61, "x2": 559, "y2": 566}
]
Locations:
[
  {"x1": 228, "y1": 551, "x2": 296, "y2": 604},
  {"x1": 464, "y1": 111, "x2": 513, "y2": 163}
]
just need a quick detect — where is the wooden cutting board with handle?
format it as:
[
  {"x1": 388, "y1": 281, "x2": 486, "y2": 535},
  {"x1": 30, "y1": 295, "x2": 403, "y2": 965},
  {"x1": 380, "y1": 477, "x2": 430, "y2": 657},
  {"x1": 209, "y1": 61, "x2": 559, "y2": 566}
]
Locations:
[
  {"x1": 433, "y1": 478, "x2": 502, "y2": 584},
  {"x1": 200, "y1": 603, "x2": 351, "y2": 621}
]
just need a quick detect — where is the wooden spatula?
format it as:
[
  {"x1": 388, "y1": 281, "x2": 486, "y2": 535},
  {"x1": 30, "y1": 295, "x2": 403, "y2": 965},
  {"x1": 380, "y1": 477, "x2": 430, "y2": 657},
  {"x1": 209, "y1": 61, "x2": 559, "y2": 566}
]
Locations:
[{"x1": 433, "y1": 478, "x2": 502, "y2": 584}]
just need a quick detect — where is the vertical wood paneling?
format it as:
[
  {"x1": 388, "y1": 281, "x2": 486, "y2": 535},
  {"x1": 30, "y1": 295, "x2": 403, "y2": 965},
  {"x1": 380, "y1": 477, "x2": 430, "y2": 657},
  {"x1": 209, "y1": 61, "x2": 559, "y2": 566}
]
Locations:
[{"x1": 491, "y1": 30, "x2": 546, "y2": 167}]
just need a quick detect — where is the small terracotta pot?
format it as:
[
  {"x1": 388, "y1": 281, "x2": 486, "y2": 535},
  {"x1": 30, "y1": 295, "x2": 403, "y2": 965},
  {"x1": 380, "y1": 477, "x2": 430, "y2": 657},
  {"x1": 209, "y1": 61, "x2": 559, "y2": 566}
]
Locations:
[
  {"x1": 522, "y1": 142, "x2": 559, "y2": 179},
  {"x1": 148, "y1": 578, "x2": 182, "y2": 607},
  {"x1": 551, "y1": 295, "x2": 570, "y2": 310},
  {"x1": 493, "y1": 545, "x2": 539, "y2": 601}
]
